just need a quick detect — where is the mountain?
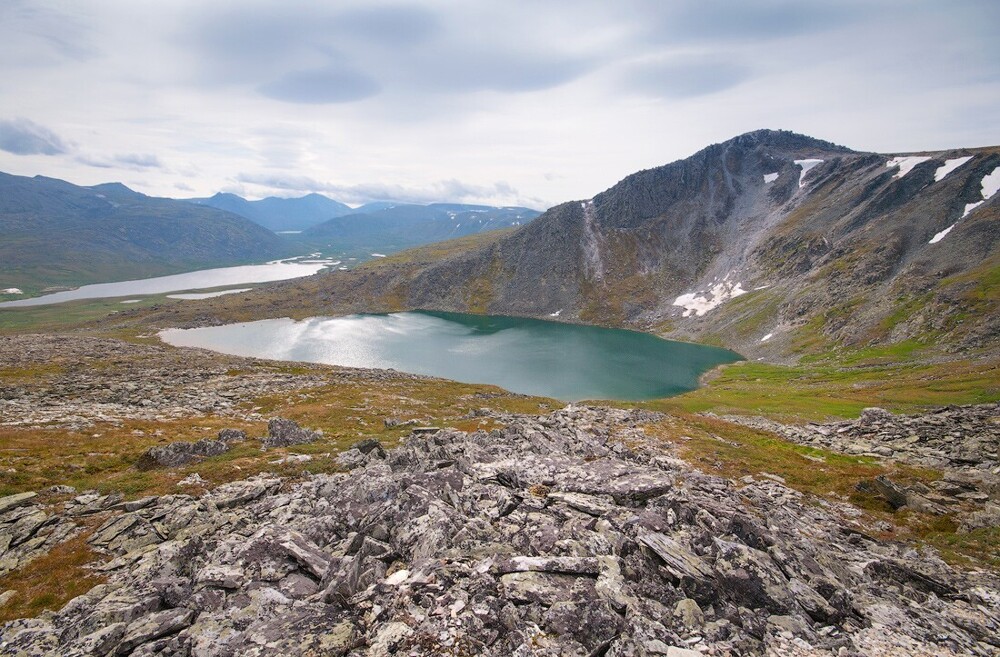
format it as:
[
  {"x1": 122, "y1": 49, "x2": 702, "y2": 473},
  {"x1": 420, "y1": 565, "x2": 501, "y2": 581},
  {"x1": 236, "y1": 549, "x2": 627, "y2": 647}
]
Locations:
[
  {"x1": 170, "y1": 130, "x2": 1000, "y2": 360},
  {"x1": 0, "y1": 173, "x2": 289, "y2": 294},
  {"x1": 188, "y1": 192, "x2": 354, "y2": 232},
  {"x1": 297, "y1": 203, "x2": 539, "y2": 253}
]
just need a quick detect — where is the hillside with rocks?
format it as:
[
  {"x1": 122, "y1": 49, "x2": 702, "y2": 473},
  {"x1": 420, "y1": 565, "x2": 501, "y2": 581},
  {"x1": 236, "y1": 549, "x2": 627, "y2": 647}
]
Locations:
[
  {"x1": 152, "y1": 130, "x2": 1000, "y2": 361},
  {"x1": 2, "y1": 402, "x2": 999, "y2": 656}
]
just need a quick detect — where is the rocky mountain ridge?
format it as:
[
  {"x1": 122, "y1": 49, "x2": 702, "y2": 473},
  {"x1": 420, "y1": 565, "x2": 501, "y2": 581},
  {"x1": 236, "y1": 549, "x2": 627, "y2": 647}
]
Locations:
[{"x1": 2, "y1": 404, "x2": 998, "y2": 656}]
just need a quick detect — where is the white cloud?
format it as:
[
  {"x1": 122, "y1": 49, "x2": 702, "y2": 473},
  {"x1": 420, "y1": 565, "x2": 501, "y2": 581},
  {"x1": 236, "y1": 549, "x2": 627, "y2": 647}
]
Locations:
[
  {"x1": 0, "y1": 117, "x2": 69, "y2": 155},
  {"x1": 0, "y1": 1, "x2": 997, "y2": 207}
]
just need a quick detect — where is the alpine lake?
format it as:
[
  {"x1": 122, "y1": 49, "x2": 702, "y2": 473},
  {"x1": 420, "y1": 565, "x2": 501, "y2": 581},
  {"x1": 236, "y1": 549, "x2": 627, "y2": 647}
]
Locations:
[{"x1": 160, "y1": 311, "x2": 742, "y2": 402}]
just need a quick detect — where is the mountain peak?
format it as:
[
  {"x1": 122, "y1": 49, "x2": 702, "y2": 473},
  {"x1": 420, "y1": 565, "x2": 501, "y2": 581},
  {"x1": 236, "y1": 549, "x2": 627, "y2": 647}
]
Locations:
[
  {"x1": 88, "y1": 182, "x2": 142, "y2": 198},
  {"x1": 715, "y1": 129, "x2": 855, "y2": 155}
]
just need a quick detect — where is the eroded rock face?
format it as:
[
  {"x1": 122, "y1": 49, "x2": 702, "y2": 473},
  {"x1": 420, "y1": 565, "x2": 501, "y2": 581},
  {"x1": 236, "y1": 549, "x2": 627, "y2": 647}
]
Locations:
[{"x1": 1, "y1": 406, "x2": 998, "y2": 656}]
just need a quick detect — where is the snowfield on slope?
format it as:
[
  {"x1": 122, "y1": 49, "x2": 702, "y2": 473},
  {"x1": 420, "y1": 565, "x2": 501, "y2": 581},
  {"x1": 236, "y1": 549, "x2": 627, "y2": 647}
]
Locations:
[
  {"x1": 930, "y1": 165, "x2": 1000, "y2": 244},
  {"x1": 887, "y1": 155, "x2": 932, "y2": 179},
  {"x1": 794, "y1": 159, "x2": 823, "y2": 188},
  {"x1": 934, "y1": 156, "x2": 974, "y2": 182},
  {"x1": 673, "y1": 274, "x2": 748, "y2": 317}
]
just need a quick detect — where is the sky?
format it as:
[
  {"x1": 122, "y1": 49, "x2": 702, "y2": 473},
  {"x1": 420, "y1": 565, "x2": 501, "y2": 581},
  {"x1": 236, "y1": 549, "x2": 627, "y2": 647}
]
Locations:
[{"x1": 1, "y1": 0, "x2": 998, "y2": 210}]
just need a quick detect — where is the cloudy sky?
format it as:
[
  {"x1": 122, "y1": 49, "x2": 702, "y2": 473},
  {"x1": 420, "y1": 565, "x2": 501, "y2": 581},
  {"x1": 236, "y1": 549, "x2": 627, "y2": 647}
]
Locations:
[{"x1": 1, "y1": 0, "x2": 998, "y2": 209}]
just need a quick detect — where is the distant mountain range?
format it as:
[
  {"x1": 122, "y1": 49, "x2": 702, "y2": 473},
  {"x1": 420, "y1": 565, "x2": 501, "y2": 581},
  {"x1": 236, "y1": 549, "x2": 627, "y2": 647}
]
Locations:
[
  {"x1": 179, "y1": 129, "x2": 999, "y2": 360},
  {"x1": 0, "y1": 173, "x2": 288, "y2": 294},
  {"x1": 296, "y1": 203, "x2": 539, "y2": 253},
  {"x1": 187, "y1": 191, "x2": 539, "y2": 254},
  {"x1": 186, "y1": 193, "x2": 540, "y2": 242},
  {"x1": 186, "y1": 192, "x2": 356, "y2": 232}
]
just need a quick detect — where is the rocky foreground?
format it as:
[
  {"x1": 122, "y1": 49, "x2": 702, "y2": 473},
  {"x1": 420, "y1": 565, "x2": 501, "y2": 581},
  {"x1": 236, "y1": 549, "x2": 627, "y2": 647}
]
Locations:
[
  {"x1": 0, "y1": 334, "x2": 415, "y2": 430},
  {"x1": 2, "y1": 406, "x2": 998, "y2": 656}
]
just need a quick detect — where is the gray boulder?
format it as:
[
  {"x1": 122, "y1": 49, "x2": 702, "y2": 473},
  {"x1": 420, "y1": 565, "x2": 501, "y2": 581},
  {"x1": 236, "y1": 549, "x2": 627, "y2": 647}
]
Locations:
[
  {"x1": 261, "y1": 418, "x2": 321, "y2": 449},
  {"x1": 135, "y1": 438, "x2": 229, "y2": 470}
]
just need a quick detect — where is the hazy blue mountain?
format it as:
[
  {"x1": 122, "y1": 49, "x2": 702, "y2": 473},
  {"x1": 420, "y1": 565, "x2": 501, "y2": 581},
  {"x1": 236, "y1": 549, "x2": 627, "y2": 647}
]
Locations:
[
  {"x1": 188, "y1": 192, "x2": 354, "y2": 232},
  {"x1": 299, "y1": 203, "x2": 539, "y2": 252},
  {"x1": 354, "y1": 201, "x2": 401, "y2": 213},
  {"x1": 0, "y1": 172, "x2": 288, "y2": 294}
]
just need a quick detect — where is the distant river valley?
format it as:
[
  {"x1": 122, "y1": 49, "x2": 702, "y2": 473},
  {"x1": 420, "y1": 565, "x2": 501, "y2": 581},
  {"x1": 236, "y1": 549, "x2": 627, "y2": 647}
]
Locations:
[
  {"x1": 0, "y1": 258, "x2": 335, "y2": 308},
  {"x1": 159, "y1": 311, "x2": 742, "y2": 401}
]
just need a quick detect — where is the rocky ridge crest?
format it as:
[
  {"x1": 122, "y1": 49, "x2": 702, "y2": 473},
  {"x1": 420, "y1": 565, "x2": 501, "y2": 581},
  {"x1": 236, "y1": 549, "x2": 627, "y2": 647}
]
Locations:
[{"x1": 2, "y1": 406, "x2": 998, "y2": 656}]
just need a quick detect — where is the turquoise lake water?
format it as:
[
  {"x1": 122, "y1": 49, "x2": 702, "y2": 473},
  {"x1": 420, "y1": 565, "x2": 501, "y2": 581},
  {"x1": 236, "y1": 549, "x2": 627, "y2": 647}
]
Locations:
[{"x1": 159, "y1": 311, "x2": 741, "y2": 401}]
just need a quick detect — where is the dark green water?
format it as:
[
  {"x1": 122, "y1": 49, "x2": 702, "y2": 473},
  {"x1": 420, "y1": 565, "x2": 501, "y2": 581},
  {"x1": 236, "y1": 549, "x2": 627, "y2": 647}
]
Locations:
[{"x1": 159, "y1": 311, "x2": 741, "y2": 401}]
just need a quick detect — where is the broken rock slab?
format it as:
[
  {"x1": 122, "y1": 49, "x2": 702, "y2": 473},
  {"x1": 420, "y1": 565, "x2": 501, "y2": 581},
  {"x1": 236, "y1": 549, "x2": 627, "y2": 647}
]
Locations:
[
  {"x1": 135, "y1": 438, "x2": 229, "y2": 470},
  {"x1": 261, "y1": 418, "x2": 321, "y2": 449}
]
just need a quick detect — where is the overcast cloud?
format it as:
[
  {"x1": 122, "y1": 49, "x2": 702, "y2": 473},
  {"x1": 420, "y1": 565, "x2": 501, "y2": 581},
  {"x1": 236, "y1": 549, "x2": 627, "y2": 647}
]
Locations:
[{"x1": 0, "y1": 0, "x2": 997, "y2": 208}]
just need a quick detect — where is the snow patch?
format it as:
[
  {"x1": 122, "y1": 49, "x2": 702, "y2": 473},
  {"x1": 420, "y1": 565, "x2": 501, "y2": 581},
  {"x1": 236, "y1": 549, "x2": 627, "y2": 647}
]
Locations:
[
  {"x1": 962, "y1": 202, "x2": 983, "y2": 218},
  {"x1": 933, "y1": 156, "x2": 973, "y2": 182},
  {"x1": 371, "y1": 253, "x2": 387, "y2": 258},
  {"x1": 928, "y1": 224, "x2": 956, "y2": 244},
  {"x1": 763, "y1": 173, "x2": 779, "y2": 184},
  {"x1": 120, "y1": 299, "x2": 141, "y2": 304},
  {"x1": 886, "y1": 156, "x2": 932, "y2": 179},
  {"x1": 1, "y1": 288, "x2": 23, "y2": 295},
  {"x1": 928, "y1": 165, "x2": 1000, "y2": 244},
  {"x1": 673, "y1": 274, "x2": 748, "y2": 317},
  {"x1": 794, "y1": 159, "x2": 823, "y2": 188},
  {"x1": 980, "y1": 166, "x2": 1000, "y2": 199},
  {"x1": 549, "y1": 309, "x2": 562, "y2": 317},
  {"x1": 760, "y1": 333, "x2": 773, "y2": 342},
  {"x1": 961, "y1": 166, "x2": 1000, "y2": 218}
]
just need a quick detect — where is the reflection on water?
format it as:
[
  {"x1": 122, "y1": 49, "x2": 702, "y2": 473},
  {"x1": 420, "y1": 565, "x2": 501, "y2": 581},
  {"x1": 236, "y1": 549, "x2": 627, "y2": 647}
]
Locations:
[
  {"x1": 166, "y1": 288, "x2": 253, "y2": 300},
  {"x1": 159, "y1": 311, "x2": 742, "y2": 401},
  {"x1": 0, "y1": 261, "x2": 327, "y2": 308}
]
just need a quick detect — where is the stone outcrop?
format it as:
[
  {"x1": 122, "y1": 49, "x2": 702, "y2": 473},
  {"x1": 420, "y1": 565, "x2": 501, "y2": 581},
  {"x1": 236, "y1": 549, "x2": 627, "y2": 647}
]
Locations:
[
  {"x1": 136, "y1": 438, "x2": 231, "y2": 471},
  {"x1": 722, "y1": 404, "x2": 1000, "y2": 474},
  {"x1": 134, "y1": 429, "x2": 248, "y2": 470},
  {"x1": 0, "y1": 334, "x2": 423, "y2": 430},
  {"x1": 261, "y1": 418, "x2": 321, "y2": 449},
  {"x1": 0, "y1": 492, "x2": 80, "y2": 577},
  {"x1": 720, "y1": 404, "x2": 1000, "y2": 528},
  {"x1": 2, "y1": 406, "x2": 997, "y2": 656}
]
